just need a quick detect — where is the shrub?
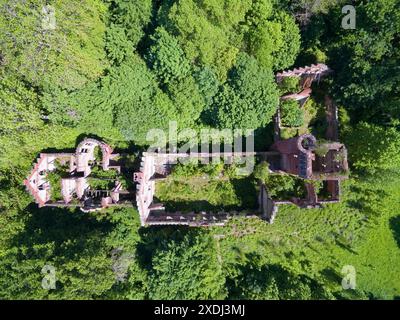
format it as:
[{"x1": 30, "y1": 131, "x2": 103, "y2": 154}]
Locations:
[
  {"x1": 279, "y1": 76, "x2": 301, "y2": 95},
  {"x1": 254, "y1": 162, "x2": 270, "y2": 184},
  {"x1": 280, "y1": 127, "x2": 298, "y2": 140},
  {"x1": 280, "y1": 100, "x2": 304, "y2": 127},
  {"x1": 46, "y1": 172, "x2": 63, "y2": 201}
]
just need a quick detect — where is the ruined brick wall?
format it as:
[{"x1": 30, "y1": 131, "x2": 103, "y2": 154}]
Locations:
[
  {"x1": 134, "y1": 153, "x2": 156, "y2": 226},
  {"x1": 134, "y1": 152, "x2": 258, "y2": 227}
]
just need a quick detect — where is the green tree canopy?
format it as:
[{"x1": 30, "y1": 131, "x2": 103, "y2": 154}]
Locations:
[
  {"x1": 157, "y1": 0, "x2": 252, "y2": 80},
  {"x1": 146, "y1": 27, "x2": 191, "y2": 85},
  {"x1": 213, "y1": 53, "x2": 279, "y2": 130},
  {"x1": 0, "y1": 0, "x2": 109, "y2": 91},
  {"x1": 105, "y1": 55, "x2": 176, "y2": 144},
  {"x1": 344, "y1": 122, "x2": 400, "y2": 173},
  {"x1": 315, "y1": 0, "x2": 400, "y2": 122},
  {"x1": 146, "y1": 231, "x2": 226, "y2": 299},
  {"x1": 280, "y1": 100, "x2": 304, "y2": 127},
  {"x1": 107, "y1": 0, "x2": 153, "y2": 46},
  {"x1": 247, "y1": 6, "x2": 301, "y2": 70}
]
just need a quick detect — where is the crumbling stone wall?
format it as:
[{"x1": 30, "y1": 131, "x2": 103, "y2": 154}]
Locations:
[
  {"x1": 25, "y1": 138, "x2": 124, "y2": 212},
  {"x1": 134, "y1": 152, "x2": 258, "y2": 227}
]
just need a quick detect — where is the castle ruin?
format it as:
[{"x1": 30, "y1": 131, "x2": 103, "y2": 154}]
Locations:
[{"x1": 25, "y1": 64, "x2": 349, "y2": 226}]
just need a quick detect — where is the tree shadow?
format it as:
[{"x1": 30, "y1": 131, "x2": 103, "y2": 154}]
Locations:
[
  {"x1": 154, "y1": 176, "x2": 258, "y2": 213},
  {"x1": 331, "y1": 232, "x2": 358, "y2": 255},
  {"x1": 389, "y1": 215, "x2": 400, "y2": 248},
  {"x1": 231, "y1": 177, "x2": 258, "y2": 211},
  {"x1": 10, "y1": 204, "x2": 113, "y2": 262},
  {"x1": 346, "y1": 185, "x2": 388, "y2": 220},
  {"x1": 135, "y1": 225, "x2": 202, "y2": 270},
  {"x1": 320, "y1": 267, "x2": 342, "y2": 284},
  {"x1": 75, "y1": 133, "x2": 108, "y2": 147},
  {"x1": 160, "y1": 199, "x2": 226, "y2": 213},
  {"x1": 254, "y1": 124, "x2": 275, "y2": 152},
  {"x1": 41, "y1": 146, "x2": 76, "y2": 154},
  {"x1": 226, "y1": 252, "x2": 331, "y2": 300},
  {"x1": 39, "y1": 133, "x2": 112, "y2": 154}
]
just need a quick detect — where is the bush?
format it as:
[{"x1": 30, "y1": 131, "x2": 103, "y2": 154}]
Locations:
[
  {"x1": 280, "y1": 100, "x2": 304, "y2": 127},
  {"x1": 280, "y1": 127, "x2": 298, "y2": 140},
  {"x1": 279, "y1": 76, "x2": 301, "y2": 95},
  {"x1": 46, "y1": 172, "x2": 63, "y2": 201},
  {"x1": 344, "y1": 122, "x2": 400, "y2": 173},
  {"x1": 254, "y1": 162, "x2": 270, "y2": 184}
]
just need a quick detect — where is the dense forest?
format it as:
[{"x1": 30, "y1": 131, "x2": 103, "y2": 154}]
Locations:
[{"x1": 0, "y1": 0, "x2": 400, "y2": 299}]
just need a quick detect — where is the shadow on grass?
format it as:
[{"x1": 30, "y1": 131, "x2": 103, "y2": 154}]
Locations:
[
  {"x1": 332, "y1": 233, "x2": 358, "y2": 255},
  {"x1": 320, "y1": 267, "x2": 342, "y2": 285},
  {"x1": 226, "y1": 252, "x2": 331, "y2": 299},
  {"x1": 10, "y1": 204, "x2": 113, "y2": 262},
  {"x1": 156, "y1": 176, "x2": 258, "y2": 213},
  {"x1": 232, "y1": 177, "x2": 258, "y2": 210},
  {"x1": 346, "y1": 185, "x2": 388, "y2": 221},
  {"x1": 135, "y1": 226, "x2": 203, "y2": 270},
  {"x1": 160, "y1": 199, "x2": 224, "y2": 213},
  {"x1": 389, "y1": 215, "x2": 400, "y2": 248}
]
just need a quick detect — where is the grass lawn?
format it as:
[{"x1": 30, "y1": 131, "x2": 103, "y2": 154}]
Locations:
[
  {"x1": 211, "y1": 176, "x2": 400, "y2": 299},
  {"x1": 334, "y1": 180, "x2": 400, "y2": 299},
  {"x1": 154, "y1": 161, "x2": 400, "y2": 298},
  {"x1": 155, "y1": 165, "x2": 258, "y2": 213}
]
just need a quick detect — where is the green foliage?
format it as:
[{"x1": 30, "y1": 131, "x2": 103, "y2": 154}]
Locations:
[
  {"x1": 90, "y1": 167, "x2": 118, "y2": 180},
  {"x1": 253, "y1": 162, "x2": 270, "y2": 184},
  {"x1": 94, "y1": 147, "x2": 103, "y2": 163},
  {"x1": 40, "y1": 84, "x2": 124, "y2": 142},
  {"x1": 280, "y1": 100, "x2": 304, "y2": 127},
  {"x1": 107, "y1": 0, "x2": 153, "y2": 47},
  {"x1": 279, "y1": 76, "x2": 301, "y2": 95},
  {"x1": 88, "y1": 166, "x2": 132, "y2": 191},
  {"x1": 87, "y1": 178, "x2": 114, "y2": 191},
  {"x1": 213, "y1": 53, "x2": 279, "y2": 129},
  {"x1": 172, "y1": 161, "x2": 223, "y2": 179},
  {"x1": 280, "y1": 127, "x2": 298, "y2": 140},
  {"x1": 247, "y1": 9, "x2": 301, "y2": 70},
  {"x1": 146, "y1": 231, "x2": 226, "y2": 299},
  {"x1": 314, "y1": 142, "x2": 331, "y2": 157},
  {"x1": 0, "y1": 73, "x2": 42, "y2": 136},
  {"x1": 105, "y1": 24, "x2": 134, "y2": 65},
  {"x1": 147, "y1": 27, "x2": 191, "y2": 85},
  {"x1": 165, "y1": 76, "x2": 206, "y2": 128},
  {"x1": 273, "y1": 12, "x2": 302, "y2": 70},
  {"x1": 0, "y1": 208, "x2": 115, "y2": 299},
  {"x1": 315, "y1": 0, "x2": 400, "y2": 122},
  {"x1": 0, "y1": 0, "x2": 109, "y2": 91},
  {"x1": 46, "y1": 172, "x2": 63, "y2": 201},
  {"x1": 1, "y1": 0, "x2": 400, "y2": 301},
  {"x1": 344, "y1": 122, "x2": 400, "y2": 173},
  {"x1": 245, "y1": 0, "x2": 274, "y2": 27},
  {"x1": 228, "y1": 258, "x2": 333, "y2": 299},
  {"x1": 216, "y1": 177, "x2": 400, "y2": 300},
  {"x1": 264, "y1": 174, "x2": 306, "y2": 199},
  {"x1": 158, "y1": 0, "x2": 251, "y2": 80},
  {"x1": 193, "y1": 66, "x2": 220, "y2": 107},
  {"x1": 157, "y1": 161, "x2": 258, "y2": 212},
  {"x1": 298, "y1": 46, "x2": 328, "y2": 65},
  {"x1": 104, "y1": 54, "x2": 175, "y2": 143}
]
